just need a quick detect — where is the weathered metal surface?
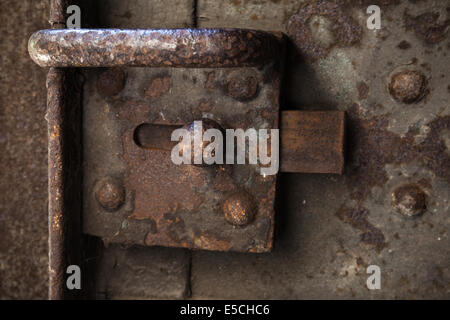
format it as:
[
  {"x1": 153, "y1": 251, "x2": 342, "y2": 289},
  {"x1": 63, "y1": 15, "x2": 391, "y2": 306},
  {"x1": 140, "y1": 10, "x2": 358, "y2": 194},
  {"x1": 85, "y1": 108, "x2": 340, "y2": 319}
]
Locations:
[
  {"x1": 47, "y1": 67, "x2": 85, "y2": 300},
  {"x1": 46, "y1": 68, "x2": 66, "y2": 300},
  {"x1": 82, "y1": 63, "x2": 282, "y2": 253},
  {"x1": 134, "y1": 124, "x2": 180, "y2": 151},
  {"x1": 193, "y1": 0, "x2": 449, "y2": 299},
  {"x1": 49, "y1": 0, "x2": 68, "y2": 28},
  {"x1": 0, "y1": 0, "x2": 49, "y2": 299},
  {"x1": 286, "y1": 0, "x2": 362, "y2": 62},
  {"x1": 96, "y1": 0, "x2": 195, "y2": 29},
  {"x1": 280, "y1": 110, "x2": 345, "y2": 174},
  {"x1": 42, "y1": 0, "x2": 197, "y2": 300},
  {"x1": 95, "y1": 244, "x2": 190, "y2": 300},
  {"x1": 392, "y1": 184, "x2": 427, "y2": 217},
  {"x1": 388, "y1": 70, "x2": 428, "y2": 104},
  {"x1": 28, "y1": 28, "x2": 284, "y2": 68},
  {"x1": 22, "y1": 0, "x2": 448, "y2": 300}
]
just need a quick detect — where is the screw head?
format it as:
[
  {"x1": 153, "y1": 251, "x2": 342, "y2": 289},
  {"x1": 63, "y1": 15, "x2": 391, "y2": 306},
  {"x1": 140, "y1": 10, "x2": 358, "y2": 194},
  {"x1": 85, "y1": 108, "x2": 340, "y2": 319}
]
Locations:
[
  {"x1": 388, "y1": 70, "x2": 427, "y2": 104},
  {"x1": 392, "y1": 184, "x2": 426, "y2": 217},
  {"x1": 95, "y1": 176, "x2": 125, "y2": 211},
  {"x1": 222, "y1": 192, "x2": 256, "y2": 226}
]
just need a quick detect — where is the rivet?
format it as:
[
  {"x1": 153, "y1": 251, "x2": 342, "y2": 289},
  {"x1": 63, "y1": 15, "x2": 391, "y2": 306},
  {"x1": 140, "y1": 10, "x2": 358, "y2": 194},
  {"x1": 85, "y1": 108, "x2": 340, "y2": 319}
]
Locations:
[
  {"x1": 96, "y1": 68, "x2": 126, "y2": 97},
  {"x1": 222, "y1": 192, "x2": 256, "y2": 226},
  {"x1": 95, "y1": 176, "x2": 125, "y2": 211},
  {"x1": 388, "y1": 70, "x2": 427, "y2": 104},
  {"x1": 227, "y1": 76, "x2": 258, "y2": 101},
  {"x1": 392, "y1": 184, "x2": 426, "y2": 217}
]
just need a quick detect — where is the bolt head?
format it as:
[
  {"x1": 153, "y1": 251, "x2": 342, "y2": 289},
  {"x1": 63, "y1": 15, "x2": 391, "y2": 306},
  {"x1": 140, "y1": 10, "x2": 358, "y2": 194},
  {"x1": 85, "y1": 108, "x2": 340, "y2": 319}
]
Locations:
[
  {"x1": 95, "y1": 176, "x2": 125, "y2": 211},
  {"x1": 223, "y1": 192, "x2": 256, "y2": 226},
  {"x1": 392, "y1": 184, "x2": 426, "y2": 217},
  {"x1": 388, "y1": 70, "x2": 427, "y2": 104}
]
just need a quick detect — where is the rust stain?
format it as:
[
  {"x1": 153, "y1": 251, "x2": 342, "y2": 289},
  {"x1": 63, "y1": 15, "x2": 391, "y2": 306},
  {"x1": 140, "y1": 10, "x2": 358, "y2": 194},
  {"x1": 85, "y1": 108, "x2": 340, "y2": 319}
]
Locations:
[
  {"x1": 29, "y1": 29, "x2": 284, "y2": 68},
  {"x1": 404, "y1": 10, "x2": 450, "y2": 45},
  {"x1": 336, "y1": 206, "x2": 386, "y2": 252},
  {"x1": 96, "y1": 67, "x2": 126, "y2": 97},
  {"x1": 194, "y1": 233, "x2": 231, "y2": 251},
  {"x1": 198, "y1": 99, "x2": 214, "y2": 112},
  {"x1": 286, "y1": 0, "x2": 362, "y2": 61},
  {"x1": 227, "y1": 75, "x2": 259, "y2": 101},
  {"x1": 392, "y1": 184, "x2": 427, "y2": 217},
  {"x1": 204, "y1": 71, "x2": 216, "y2": 90},
  {"x1": 346, "y1": 104, "x2": 450, "y2": 203},
  {"x1": 357, "y1": 81, "x2": 369, "y2": 100},
  {"x1": 338, "y1": 105, "x2": 449, "y2": 250},
  {"x1": 144, "y1": 75, "x2": 171, "y2": 98}
]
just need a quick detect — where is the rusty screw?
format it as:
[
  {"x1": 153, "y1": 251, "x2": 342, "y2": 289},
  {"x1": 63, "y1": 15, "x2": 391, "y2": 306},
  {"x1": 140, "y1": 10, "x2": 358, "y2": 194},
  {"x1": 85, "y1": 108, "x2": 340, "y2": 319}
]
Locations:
[
  {"x1": 180, "y1": 118, "x2": 225, "y2": 167},
  {"x1": 222, "y1": 192, "x2": 256, "y2": 226},
  {"x1": 388, "y1": 70, "x2": 427, "y2": 104},
  {"x1": 95, "y1": 176, "x2": 125, "y2": 211},
  {"x1": 392, "y1": 184, "x2": 426, "y2": 217},
  {"x1": 227, "y1": 76, "x2": 258, "y2": 101},
  {"x1": 96, "y1": 68, "x2": 126, "y2": 97}
]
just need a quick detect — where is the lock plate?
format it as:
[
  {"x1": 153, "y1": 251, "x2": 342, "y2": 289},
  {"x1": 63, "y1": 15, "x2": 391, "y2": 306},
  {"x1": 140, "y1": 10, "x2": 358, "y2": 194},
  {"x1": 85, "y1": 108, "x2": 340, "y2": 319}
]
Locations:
[{"x1": 77, "y1": 32, "x2": 284, "y2": 252}]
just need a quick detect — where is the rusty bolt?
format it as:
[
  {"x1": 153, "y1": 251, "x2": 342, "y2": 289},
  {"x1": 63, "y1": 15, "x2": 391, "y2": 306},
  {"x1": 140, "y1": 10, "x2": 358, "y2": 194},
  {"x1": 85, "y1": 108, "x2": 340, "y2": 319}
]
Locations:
[
  {"x1": 97, "y1": 68, "x2": 126, "y2": 97},
  {"x1": 227, "y1": 76, "x2": 258, "y2": 101},
  {"x1": 392, "y1": 184, "x2": 426, "y2": 217},
  {"x1": 180, "y1": 118, "x2": 225, "y2": 167},
  {"x1": 95, "y1": 176, "x2": 125, "y2": 211},
  {"x1": 223, "y1": 192, "x2": 256, "y2": 226},
  {"x1": 388, "y1": 70, "x2": 427, "y2": 104}
]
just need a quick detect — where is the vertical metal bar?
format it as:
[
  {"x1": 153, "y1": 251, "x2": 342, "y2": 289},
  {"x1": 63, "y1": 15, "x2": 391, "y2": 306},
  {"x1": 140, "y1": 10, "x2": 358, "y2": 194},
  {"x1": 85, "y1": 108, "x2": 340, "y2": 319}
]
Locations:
[
  {"x1": 47, "y1": 0, "x2": 68, "y2": 300},
  {"x1": 46, "y1": 67, "x2": 67, "y2": 300},
  {"x1": 50, "y1": 0, "x2": 68, "y2": 28}
]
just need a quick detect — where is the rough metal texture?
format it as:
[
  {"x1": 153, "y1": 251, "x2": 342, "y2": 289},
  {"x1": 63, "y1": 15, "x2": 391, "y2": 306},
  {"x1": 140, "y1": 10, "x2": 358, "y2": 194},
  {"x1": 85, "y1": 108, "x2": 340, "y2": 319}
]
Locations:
[
  {"x1": 28, "y1": 29, "x2": 284, "y2": 68},
  {"x1": 47, "y1": 66, "x2": 86, "y2": 300},
  {"x1": 45, "y1": 0, "x2": 197, "y2": 300},
  {"x1": 49, "y1": 0, "x2": 68, "y2": 28},
  {"x1": 197, "y1": 0, "x2": 301, "y2": 31},
  {"x1": 12, "y1": 0, "x2": 449, "y2": 300},
  {"x1": 82, "y1": 62, "x2": 282, "y2": 253},
  {"x1": 193, "y1": 0, "x2": 449, "y2": 299},
  {"x1": 95, "y1": 244, "x2": 190, "y2": 299},
  {"x1": 0, "y1": 0, "x2": 49, "y2": 299},
  {"x1": 97, "y1": 0, "x2": 195, "y2": 29},
  {"x1": 280, "y1": 110, "x2": 345, "y2": 174}
]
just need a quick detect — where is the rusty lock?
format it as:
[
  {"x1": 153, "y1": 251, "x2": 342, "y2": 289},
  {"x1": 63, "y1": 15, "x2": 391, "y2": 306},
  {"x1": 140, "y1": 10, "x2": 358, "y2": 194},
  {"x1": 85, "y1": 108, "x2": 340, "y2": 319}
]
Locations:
[{"x1": 29, "y1": 28, "x2": 345, "y2": 253}]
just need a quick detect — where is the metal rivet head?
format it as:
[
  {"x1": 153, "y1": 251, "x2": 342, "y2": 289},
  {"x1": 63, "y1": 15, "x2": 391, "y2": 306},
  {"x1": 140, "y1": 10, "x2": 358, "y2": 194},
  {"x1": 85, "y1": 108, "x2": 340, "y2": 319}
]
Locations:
[
  {"x1": 95, "y1": 176, "x2": 125, "y2": 211},
  {"x1": 96, "y1": 68, "x2": 126, "y2": 97},
  {"x1": 388, "y1": 70, "x2": 427, "y2": 104},
  {"x1": 223, "y1": 192, "x2": 256, "y2": 226},
  {"x1": 392, "y1": 184, "x2": 426, "y2": 217},
  {"x1": 227, "y1": 76, "x2": 258, "y2": 101}
]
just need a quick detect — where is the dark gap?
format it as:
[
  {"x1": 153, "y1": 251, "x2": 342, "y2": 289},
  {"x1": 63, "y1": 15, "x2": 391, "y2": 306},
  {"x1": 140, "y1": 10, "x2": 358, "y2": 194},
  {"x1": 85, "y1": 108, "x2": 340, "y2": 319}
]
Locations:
[
  {"x1": 193, "y1": 0, "x2": 198, "y2": 28},
  {"x1": 134, "y1": 123, "x2": 182, "y2": 151}
]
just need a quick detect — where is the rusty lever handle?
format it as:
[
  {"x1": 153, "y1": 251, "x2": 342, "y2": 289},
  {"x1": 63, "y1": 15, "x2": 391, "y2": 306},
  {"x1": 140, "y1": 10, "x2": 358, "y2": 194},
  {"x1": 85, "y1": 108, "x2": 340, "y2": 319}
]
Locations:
[{"x1": 28, "y1": 28, "x2": 284, "y2": 68}]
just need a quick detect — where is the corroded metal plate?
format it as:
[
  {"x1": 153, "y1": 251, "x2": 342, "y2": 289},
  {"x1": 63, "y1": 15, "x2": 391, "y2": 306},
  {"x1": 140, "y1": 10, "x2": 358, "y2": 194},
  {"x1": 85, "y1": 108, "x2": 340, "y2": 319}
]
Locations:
[{"x1": 83, "y1": 62, "x2": 282, "y2": 252}]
